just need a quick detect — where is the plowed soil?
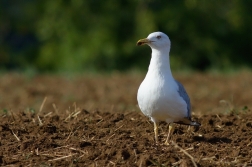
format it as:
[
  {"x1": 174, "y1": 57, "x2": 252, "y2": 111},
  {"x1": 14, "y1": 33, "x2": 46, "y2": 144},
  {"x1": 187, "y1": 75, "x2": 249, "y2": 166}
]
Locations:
[{"x1": 0, "y1": 71, "x2": 252, "y2": 166}]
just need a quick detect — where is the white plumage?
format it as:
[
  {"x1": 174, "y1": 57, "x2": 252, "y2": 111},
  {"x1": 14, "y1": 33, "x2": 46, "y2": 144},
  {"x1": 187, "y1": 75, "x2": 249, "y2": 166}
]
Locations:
[{"x1": 137, "y1": 32, "x2": 200, "y2": 144}]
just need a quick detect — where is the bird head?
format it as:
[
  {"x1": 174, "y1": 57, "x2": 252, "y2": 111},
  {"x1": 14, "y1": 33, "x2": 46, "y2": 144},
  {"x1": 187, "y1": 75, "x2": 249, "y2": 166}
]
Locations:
[{"x1": 136, "y1": 32, "x2": 171, "y2": 51}]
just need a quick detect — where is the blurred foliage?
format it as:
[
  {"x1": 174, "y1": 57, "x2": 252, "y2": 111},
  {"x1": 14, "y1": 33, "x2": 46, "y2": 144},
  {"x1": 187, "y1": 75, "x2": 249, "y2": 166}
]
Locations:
[{"x1": 0, "y1": 0, "x2": 252, "y2": 72}]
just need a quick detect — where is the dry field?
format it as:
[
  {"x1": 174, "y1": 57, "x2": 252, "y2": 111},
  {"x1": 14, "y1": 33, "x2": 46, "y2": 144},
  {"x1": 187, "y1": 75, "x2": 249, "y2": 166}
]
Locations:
[{"x1": 0, "y1": 71, "x2": 252, "y2": 166}]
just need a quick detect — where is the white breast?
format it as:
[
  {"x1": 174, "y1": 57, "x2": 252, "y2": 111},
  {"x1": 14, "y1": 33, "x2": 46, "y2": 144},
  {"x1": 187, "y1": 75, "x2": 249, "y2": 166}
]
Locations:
[{"x1": 137, "y1": 71, "x2": 188, "y2": 123}]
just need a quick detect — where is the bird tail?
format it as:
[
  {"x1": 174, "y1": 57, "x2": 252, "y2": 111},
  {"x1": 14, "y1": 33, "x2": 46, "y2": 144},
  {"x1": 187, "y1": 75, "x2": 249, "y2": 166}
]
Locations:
[{"x1": 174, "y1": 117, "x2": 201, "y2": 126}]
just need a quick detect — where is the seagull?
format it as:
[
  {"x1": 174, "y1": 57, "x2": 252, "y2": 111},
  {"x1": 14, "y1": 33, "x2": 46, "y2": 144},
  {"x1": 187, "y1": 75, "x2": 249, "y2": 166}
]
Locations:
[{"x1": 136, "y1": 32, "x2": 200, "y2": 145}]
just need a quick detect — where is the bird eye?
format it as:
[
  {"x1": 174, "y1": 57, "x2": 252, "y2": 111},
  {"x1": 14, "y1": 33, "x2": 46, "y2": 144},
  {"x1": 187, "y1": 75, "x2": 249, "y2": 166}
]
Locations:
[{"x1": 157, "y1": 35, "x2": 161, "y2": 39}]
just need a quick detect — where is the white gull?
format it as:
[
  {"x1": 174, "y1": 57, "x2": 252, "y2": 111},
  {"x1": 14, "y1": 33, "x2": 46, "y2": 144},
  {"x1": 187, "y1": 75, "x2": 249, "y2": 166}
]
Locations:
[{"x1": 136, "y1": 32, "x2": 200, "y2": 145}]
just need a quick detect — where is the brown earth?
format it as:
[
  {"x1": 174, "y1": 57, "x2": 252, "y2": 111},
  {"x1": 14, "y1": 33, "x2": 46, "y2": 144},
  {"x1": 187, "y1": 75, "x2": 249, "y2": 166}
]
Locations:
[{"x1": 0, "y1": 71, "x2": 252, "y2": 166}]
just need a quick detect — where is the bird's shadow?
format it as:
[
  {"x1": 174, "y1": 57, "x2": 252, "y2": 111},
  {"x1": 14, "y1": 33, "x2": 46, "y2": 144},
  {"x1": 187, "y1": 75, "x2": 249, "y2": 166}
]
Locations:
[
  {"x1": 193, "y1": 136, "x2": 232, "y2": 144},
  {"x1": 159, "y1": 122, "x2": 232, "y2": 144}
]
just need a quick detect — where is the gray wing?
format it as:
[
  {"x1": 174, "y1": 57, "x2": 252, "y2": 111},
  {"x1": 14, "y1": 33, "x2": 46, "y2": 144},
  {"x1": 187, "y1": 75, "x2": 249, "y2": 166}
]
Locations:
[{"x1": 175, "y1": 80, "x2": 191, "y2": 118}]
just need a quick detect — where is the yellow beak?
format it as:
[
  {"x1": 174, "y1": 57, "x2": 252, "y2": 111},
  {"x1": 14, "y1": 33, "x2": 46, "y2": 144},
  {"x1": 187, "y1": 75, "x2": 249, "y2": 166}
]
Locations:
[{"x1": 136, "y1": 38, "x2": 151, "y2": 46}]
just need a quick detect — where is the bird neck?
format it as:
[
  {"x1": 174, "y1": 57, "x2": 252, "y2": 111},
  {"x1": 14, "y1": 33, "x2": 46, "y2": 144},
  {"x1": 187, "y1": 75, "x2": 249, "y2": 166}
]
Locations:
[{"x1": 148, "y1": 49, "x2": 173, "y2": 77}]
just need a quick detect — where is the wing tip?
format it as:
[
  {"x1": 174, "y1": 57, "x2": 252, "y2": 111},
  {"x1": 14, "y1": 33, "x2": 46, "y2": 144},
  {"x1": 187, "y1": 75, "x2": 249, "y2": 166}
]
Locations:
[
  {"x1": 174, "y1": 118, "x2": 201, "y2": 126},
  {"x1": 190, "y1": 121, "x2": 201, "y2": 126}
]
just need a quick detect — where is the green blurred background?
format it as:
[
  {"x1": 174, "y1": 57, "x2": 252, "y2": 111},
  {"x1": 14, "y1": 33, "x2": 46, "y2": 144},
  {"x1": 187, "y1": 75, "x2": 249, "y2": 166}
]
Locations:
[{"x1": 0, "y1": 0, "x2": 251, "y2": 73}]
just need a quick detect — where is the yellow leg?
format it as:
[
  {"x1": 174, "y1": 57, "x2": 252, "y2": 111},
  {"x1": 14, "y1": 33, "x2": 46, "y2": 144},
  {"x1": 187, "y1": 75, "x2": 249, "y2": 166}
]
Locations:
[
  {"x1": 164, "y1": 123, "x2": 174, "y2": 145},
  {"x1": 154, "y1": 122, "x2": 158, "y2": 143}
]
